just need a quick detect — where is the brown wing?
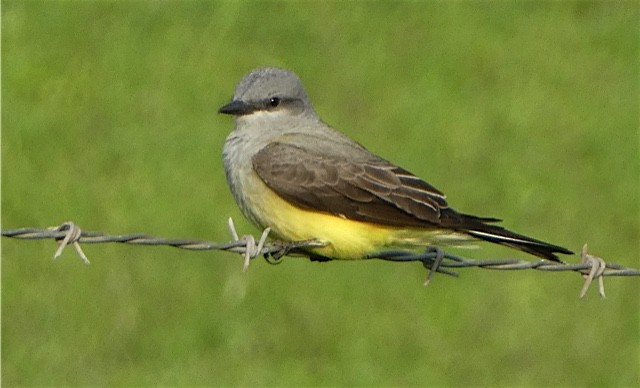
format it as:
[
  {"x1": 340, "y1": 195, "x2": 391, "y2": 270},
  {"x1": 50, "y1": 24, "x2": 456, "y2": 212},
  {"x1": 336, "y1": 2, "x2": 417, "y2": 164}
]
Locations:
[{"x1": 252, "y1": 142, "x2": 455, "y2": 228}]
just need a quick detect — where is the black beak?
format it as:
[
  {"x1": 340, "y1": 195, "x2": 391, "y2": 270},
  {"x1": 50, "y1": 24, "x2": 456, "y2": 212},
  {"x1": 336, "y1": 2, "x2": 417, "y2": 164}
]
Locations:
[{"x1": 218, "y1": 100, "x2": 254, "y2": 116}]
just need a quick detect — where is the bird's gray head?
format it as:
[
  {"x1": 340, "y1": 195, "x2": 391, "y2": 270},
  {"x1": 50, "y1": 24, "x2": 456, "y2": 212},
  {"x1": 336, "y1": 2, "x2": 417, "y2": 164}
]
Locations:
[{"x1": 219, "y1": 67, "x2": 315, "y2": 118}]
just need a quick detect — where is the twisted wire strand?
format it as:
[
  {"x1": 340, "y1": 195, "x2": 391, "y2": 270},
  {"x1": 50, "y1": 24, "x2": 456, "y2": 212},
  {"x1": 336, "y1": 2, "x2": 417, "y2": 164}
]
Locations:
[{"x1": 3, "y1": 222, "x2": 638, "y2": 298}]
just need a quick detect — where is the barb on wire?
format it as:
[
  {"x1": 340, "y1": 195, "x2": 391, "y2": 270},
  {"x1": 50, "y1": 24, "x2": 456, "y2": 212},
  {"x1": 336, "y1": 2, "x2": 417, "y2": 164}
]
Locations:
[
  {"x1": 3, "y1": 221, "x2": 639, "y2": 298},
  {"x1": 579, "y1": 244, "x2": 606, "y2": 298},
  {"x1": 50, "y1": 221, "x2": 90, "y2": 265},
  {"x1": 227, "y1": 217, "x2": 272, "y2": 272}
]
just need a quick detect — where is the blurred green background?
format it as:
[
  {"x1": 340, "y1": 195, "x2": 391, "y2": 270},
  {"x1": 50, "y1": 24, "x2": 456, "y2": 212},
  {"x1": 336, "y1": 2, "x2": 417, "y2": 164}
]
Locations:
[{"x1": 2, "y1": 1, "x2": 639, "y2": 386}]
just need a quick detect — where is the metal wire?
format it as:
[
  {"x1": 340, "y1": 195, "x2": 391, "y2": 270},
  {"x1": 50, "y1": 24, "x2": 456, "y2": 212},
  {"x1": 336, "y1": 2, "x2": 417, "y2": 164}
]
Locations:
[{"x1": 3, "y1": 221, "x2": 638, "y2": 298}]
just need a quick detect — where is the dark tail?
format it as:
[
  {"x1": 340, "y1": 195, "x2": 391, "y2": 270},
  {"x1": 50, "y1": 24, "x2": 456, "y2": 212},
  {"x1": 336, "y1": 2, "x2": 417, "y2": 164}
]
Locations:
[{"x1": 462, "y1": 217, "x2": 573, "y2": 262}]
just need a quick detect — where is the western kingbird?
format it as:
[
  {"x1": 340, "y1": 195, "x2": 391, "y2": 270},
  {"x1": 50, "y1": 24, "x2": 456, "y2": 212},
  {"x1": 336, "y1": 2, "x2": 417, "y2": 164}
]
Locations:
[{"x1": 219, "y1": 67, "x2": 572, "y2": 262}]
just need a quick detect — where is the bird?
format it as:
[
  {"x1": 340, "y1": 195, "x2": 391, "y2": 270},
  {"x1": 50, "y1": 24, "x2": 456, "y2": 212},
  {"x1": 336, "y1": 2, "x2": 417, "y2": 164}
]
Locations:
[{"x1": 219, "y1": 67, "x2": 573, "y2": 263}]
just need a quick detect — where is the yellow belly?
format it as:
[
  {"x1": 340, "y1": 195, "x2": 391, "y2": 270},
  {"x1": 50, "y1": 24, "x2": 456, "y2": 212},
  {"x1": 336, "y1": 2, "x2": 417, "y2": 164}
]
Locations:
[{"x1": 244, "y1": 178, "x2": 465, "y2": 259}]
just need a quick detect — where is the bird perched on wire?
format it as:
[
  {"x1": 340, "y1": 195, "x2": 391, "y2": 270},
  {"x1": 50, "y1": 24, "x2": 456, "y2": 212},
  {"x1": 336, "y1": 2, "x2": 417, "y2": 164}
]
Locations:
[{"x1": 219, "y1": 67, "x2": 573, "y2": 263}]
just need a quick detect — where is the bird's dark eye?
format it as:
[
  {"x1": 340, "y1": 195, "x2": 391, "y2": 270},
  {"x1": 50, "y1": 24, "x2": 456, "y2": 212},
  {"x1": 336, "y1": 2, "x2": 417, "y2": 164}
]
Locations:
[{"x1": 269, "y1": 97, "x2": 280, "y2": 108}]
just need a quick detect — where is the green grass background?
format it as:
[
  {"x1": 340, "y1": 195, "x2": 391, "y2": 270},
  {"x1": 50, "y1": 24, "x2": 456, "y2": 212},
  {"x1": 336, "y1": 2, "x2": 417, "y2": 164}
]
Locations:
[{"x1": 3, "y1": 1, "x2": 639, "y2": 386}]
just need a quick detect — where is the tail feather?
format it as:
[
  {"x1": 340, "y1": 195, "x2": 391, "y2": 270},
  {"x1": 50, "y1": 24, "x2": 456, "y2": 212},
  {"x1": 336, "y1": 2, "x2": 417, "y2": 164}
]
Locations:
[{"x1": 464, "y1": 222, "x2": 573, "y2": 263}]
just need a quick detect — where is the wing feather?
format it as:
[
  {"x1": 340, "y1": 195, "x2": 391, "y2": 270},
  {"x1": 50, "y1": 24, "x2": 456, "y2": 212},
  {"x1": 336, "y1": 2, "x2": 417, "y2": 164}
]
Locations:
[{"x1": 252, "y1": 142, "x2": 450, "y2": 227}]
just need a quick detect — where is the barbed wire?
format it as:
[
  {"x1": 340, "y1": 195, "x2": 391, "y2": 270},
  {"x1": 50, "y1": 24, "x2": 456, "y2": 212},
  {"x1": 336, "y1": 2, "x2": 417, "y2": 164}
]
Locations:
[{"x1": 3, "y1": 220, "x2": 639, "y2": 298}]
